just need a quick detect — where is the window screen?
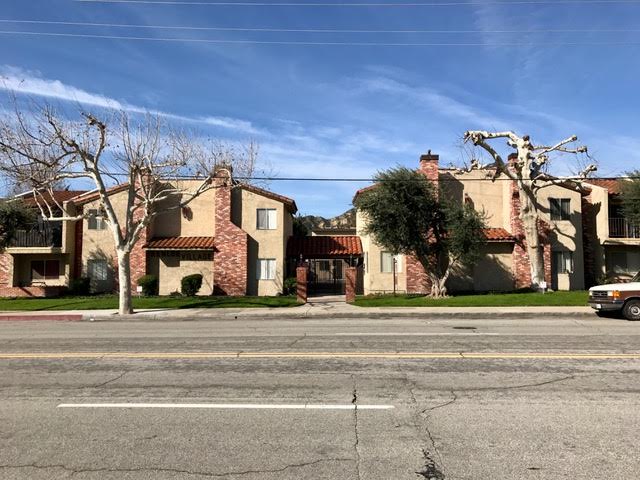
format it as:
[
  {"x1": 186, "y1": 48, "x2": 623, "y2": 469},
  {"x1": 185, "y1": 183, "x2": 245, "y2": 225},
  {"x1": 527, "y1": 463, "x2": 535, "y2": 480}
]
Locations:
[
  {"x1": 257, "y1": 258, "x2": 276, "y2": 280},
  {"x1": 88, "y1": 259, "x2": 109, "y2": 281},
  {"x1": 553, "y1": 251, "x2": 573, "y2": 274},
  {"x1": 257, "y1": 209, "x2": 277, "y2": 230},
  {"x1": 381, "y1": 252, "x2": 402, "y2": 273}
]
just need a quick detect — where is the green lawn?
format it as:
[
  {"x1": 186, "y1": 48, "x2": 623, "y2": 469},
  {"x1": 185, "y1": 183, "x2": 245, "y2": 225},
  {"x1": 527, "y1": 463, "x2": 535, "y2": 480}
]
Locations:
[
  {"x1": 353, "y1": 290, "x2": 589, "y2": 307},
  {"x1": 0, "y1": 295, "x2": 298, "y2": 311}
]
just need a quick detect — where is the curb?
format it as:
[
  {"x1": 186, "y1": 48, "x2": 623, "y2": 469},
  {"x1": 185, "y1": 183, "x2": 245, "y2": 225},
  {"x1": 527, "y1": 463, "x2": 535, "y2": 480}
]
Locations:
[
  {"x1": 0, "y1": 314, "x2": 83, "y2": 322},
  {"x1": 80, "y1": 311, "x2": 598, "y2": 322}
]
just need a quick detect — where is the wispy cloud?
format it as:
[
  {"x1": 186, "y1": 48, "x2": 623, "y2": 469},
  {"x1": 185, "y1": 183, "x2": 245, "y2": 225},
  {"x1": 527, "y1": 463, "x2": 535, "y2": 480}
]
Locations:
[{"x1": 0, "y1": 65, "x2": 261, "y2": 135}]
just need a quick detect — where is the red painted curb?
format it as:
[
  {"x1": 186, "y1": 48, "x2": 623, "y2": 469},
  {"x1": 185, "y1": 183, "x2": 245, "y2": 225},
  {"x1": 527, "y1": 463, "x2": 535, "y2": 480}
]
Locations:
[{"x1": 0, "y1": 314, "x2": 83, "y2": 322}]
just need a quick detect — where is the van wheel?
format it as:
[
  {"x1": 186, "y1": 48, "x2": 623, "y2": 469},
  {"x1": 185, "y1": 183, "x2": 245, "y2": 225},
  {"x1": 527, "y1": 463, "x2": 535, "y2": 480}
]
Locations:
[{"x1": 623, "y1": 300, "x2": 640, "y2": 321}]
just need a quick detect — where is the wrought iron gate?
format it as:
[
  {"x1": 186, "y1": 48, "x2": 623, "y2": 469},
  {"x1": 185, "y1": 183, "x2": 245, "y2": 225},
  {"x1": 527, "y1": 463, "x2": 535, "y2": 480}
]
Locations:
[{"x1": 308, "y1": 259, "x2": 346, "y2": 295}]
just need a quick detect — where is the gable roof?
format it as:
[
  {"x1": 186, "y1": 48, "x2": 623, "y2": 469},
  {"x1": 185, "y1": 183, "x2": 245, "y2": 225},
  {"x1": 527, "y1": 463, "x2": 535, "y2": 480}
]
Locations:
[
  {"x1": 71, "y1": 184, "x2": 131, "y2": 206},
  {"x1": 240, "y1": 184, "x2": 298, "y2": 213},
  {"x1": 18, "y1": 190, "x2": 87, "y2": 207},
  {"x1": 287, "y1": 235, "x2": 363, "y2": 257},
  {"x1": 584, "y1": 178, "x2": 624, "y2": 195}
]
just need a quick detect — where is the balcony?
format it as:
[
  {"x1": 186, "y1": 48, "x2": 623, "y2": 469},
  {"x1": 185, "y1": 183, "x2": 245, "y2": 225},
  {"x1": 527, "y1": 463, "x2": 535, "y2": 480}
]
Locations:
[
  {"x1": 609, "y1": 218, "x2": 640, "y2": 239},
  {"x1": 9, "y1": 222, "x2": 63, "y2": 249}
]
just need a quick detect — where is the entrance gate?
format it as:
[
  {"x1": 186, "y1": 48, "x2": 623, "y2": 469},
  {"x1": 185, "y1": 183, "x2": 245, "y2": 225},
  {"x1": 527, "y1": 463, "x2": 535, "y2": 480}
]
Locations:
[{"x1": 308, "y1": 259, "x2": 347, "y2": 295}]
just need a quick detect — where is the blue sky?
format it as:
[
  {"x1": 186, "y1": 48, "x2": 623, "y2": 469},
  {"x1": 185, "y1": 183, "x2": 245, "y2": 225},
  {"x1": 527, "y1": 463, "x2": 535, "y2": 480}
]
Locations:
[{"x1": 1, "y1": 0, "x2": 639, "y2": 217}]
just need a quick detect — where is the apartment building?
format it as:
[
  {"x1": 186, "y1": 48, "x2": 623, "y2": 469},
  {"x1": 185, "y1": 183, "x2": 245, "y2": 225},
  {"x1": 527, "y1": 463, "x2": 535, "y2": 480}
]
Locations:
[{"x1": 0, "y1": 176, "x2": 296, "y2": 297}]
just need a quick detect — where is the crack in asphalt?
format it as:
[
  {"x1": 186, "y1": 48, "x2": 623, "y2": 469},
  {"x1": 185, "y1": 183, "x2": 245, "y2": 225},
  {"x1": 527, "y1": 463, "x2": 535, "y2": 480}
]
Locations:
[
  {"x1": 286, "y1": 334, "x2": 306, "y2": 349},
  {"x1": 351, "y1": 376, "x2": 362, "y2": 480},
  {"x1": 0, "y1": 458, "x2": 353, "y2": 478},
  {"x1": 90, "y1": 371, "x2": 128, "y2": 389}
]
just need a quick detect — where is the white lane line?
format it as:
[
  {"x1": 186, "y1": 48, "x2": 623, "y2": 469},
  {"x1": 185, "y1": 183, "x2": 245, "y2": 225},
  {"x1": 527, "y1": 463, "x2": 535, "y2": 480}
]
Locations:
[{"x1": 57, "y1": 403, "x2": 394, "y2": 410}]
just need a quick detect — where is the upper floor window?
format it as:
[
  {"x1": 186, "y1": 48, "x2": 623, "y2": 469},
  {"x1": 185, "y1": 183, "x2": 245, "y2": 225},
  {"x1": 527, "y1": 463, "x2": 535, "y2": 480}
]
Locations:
[
  {"x1": 257, "y1": 208, "x2": 277, "y2": 230},
  {"x1": 87, "y1": 209, "x2": 107, "y2": 230},
  {"x1": 550, "y1": 198, "x2": 571, "y2": 221},
  {"x1": 381, "y1": 252, "x2": 402, "y2": 273}
]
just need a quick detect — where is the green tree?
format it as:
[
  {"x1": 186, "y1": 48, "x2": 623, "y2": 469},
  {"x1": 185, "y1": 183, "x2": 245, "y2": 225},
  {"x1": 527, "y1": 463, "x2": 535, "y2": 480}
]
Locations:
[
  {"x1": 292, "y1": 214, "x2": 310, "y2": 237},
  {"x1": 354, "y1": 167, "x2": 486, "y2": 297},
  {"x1": 0, "y1": 200, "x2": 34, "y2": 251},
  {"x1": 621, "y1": 171, "x2": 640, "y2": 227}
]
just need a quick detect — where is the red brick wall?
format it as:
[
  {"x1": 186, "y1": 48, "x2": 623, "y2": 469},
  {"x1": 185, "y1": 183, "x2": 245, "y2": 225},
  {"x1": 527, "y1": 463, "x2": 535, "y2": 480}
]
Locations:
[
  {"x1": 406, "y1": 152, "x2": 440, "y2": 294},
  {"x1": 510, "y1": 181, "x2": 552, "y2": 289},
  {"x1": 213, "y1": 174, "x2": 248, "y2": 296},
  {"x1": 73, "y1": 215, "x2": 83, "y2": 279},
  {"x1": 581, "y1": 193, "x2": 597, "y2": 287},
  {"x1": 0, "y1": 286, "x2": 64, "y2": 297},
  {"x1": 296, "y1": 266, "x2": 308, "y2": 303}
]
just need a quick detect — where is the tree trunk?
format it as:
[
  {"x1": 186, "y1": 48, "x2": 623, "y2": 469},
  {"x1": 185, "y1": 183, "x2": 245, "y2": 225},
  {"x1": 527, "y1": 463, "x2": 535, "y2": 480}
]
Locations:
[
  {"x1": 430, "y1": 277, "x2": 448, "y2": 298},
  {"x1": 116, "y1": 250, "x2": 133, "y2": 315},
  {"x1": 520, "y1": 191, "x2": 545, "y2": 291}
]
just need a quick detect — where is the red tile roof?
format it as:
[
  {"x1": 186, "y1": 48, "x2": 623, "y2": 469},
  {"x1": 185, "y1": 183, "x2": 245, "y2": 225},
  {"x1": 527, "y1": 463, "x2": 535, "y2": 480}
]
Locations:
[
  {"x1": 585, "y1": 178, "x2": 624, "y2": 195},
  {"x1": 482, "y1": 228, "x2": 515, "y2": 242},
  {"x1": 240, "y1": 184, "x2": 298, "y2": 213},
  {"x1": 144, "y1": 236, "x2": 216, "y2": 250},
  {"x1": 287, "y1": 236, "x2": 363, "y2": 257},
  {"x1": 21, "y1": 190, "x2": 88, "y2": 206},
  {"x1": 72, "y1": 184, "x2": 131, "y2": 205}
]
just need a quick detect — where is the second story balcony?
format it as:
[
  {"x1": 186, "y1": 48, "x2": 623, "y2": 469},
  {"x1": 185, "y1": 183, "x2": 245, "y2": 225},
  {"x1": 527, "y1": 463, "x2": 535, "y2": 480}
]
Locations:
[
  {"x1": 9, "y1": 222, "x2": 63, "y2": 248},
  {"x1": 609, "y1": 217, "x2": 640, "y2": 239}
]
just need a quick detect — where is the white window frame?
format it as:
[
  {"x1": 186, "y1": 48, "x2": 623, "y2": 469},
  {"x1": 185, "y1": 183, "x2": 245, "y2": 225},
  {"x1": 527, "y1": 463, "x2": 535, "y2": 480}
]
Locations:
[
  {"x1": 87, "y1": 209, "x2": 107, "y2": 230},
  {"x1": 257, "y1": 258, "x2": 277, "y2": 280},
  {"x1": 88, "y1": 259, "x2": 109, "y2": 281},
  {"x1": 553, "y1": 251, "x2": 574, "y2": 274},
  {"x1": 380, "y1": 252, "x2": 402, "y2": 273},
  {"x1": 256, "y1": 208, "x2": 277, "y2": 230}
]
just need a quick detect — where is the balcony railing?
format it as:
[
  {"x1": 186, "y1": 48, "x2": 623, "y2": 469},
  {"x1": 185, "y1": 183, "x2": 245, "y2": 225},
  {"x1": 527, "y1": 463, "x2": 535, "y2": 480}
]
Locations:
[
  {"x1": 9, "y1": 222, "x2": 63, "y2": 248},
  {"x1": 609, "y1": 217, "x2": 640, "y2": 239}
]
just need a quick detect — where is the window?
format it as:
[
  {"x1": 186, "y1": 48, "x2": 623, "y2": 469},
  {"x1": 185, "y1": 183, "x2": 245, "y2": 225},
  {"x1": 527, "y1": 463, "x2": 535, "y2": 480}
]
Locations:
[
  {"x1": 31, "y1": 260, "x2": 60, "y2": 281},
  {"x1": 550, "y1": 198, "x2": 571, "y2": 221},
  {"x1": 257, "y1": 209, "x2": 277, "y2": 230},
  {"x1": 257, "y1": 258, "x2": 276, "y2": 280},
  {"x1": 608, "y1": 251, "x2": 640, "y2": 274},
  {"x1": 380, "y1": 252, "x2": 402, "y2": 273},
  {"x1": 88, "y1": 259, "x2": 109, "y2": 281},
  {"x1": 553, "y1": 251, "x2": 573, "y2": 274},
  {"x1": 87, "y1": 209, "x2": 107, "y2": 230}
]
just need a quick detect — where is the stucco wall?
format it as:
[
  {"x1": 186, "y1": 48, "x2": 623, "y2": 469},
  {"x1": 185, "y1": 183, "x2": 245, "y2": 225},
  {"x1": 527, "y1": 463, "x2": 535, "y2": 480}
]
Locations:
[
  {"x1": 148, "y1": 251, "x2": 214, "y2": 295},
  {"x1": 440, "y1": 170, "x2": 508, "y2": 229},
  {"x1": 80, "y1": 191, "x2": 128, "y2": 292},
  {"x1": 237, "y1": 188, "x2": 290, "y2": 296},
  {"x1": 357, "y1": 210, "x2": 407, "y2": 294},
  {"x1": 538, "y1": 185, "x2": 585, "y2": 290},
  {"x1": 152, "y1": 180, "x2": 216, "y2": 238},
  {"x1": 447, "y1": 243, "x2": 515, "y2": 292},
  {"x1": 12, "y1": 254, "x2": 70, "y2": 287}
]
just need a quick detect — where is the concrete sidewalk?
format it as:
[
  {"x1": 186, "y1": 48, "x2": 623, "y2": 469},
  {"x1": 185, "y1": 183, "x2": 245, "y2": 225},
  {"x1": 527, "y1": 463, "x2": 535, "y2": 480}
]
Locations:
[{"x1": 0, "y1": 296, "x2": 598, "y2": 321}]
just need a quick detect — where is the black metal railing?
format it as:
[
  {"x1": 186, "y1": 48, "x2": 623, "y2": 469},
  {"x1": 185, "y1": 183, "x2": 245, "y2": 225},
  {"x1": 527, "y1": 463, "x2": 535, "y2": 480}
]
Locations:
[
  {"x1": 10, "y1": 222, "x2": 63, "y2": 248},
  {"x1": 609, "y1": 218, "x2": 640, "y2": 239}
]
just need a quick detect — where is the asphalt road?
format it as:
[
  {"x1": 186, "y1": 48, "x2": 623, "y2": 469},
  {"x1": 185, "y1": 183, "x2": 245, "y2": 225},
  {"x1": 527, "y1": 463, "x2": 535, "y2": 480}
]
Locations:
[{"x1": 1, "y1": 316, "x2": 639, "y2": 480}]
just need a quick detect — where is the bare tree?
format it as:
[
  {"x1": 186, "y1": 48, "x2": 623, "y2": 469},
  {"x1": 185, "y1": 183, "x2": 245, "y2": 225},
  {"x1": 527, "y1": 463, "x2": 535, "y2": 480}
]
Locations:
[
  {"x1": 0, "y1": 104, "x2": 256, "y2": 314},
  {"x1": 463, "y1": 130, "x2": 595, "y2": 291}
]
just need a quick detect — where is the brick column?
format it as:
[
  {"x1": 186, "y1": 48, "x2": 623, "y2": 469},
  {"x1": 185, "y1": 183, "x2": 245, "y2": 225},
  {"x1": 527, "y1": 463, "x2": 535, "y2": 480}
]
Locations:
[
  {"x1": 0, "y1": 253, "x2": 12, "y2": 291},
  {"x1": 345, "y1": 266, "x2": 357, "y2": 303},
  {"x1": 296, "y1": 266, "x2": 308, "y2": 304},
  {"x1": 213, "y1": 170, "x2": 248, "y2": 296}
]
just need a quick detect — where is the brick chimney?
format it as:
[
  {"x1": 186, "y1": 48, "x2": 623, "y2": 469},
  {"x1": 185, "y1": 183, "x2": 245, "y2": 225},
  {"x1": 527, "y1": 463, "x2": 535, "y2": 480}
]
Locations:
[
  {"x1": 418, "y1": 150, "x2": 439, "y2": 190},
  {"x1": 213, "y1": 166, "x2": 248, "y2": 296}
]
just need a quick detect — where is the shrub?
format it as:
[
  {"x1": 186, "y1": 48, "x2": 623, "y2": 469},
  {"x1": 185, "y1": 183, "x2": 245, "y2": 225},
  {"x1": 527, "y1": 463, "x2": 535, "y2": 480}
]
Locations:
[
  {"x1": 137, "y1": 275, "x2": 158, "y2": 296},
  {"x1": 283, "y1": 277, "x2": 297, "y2": 295},
  {"x1": 181, "y1": 274, "x2": 203, "y2": 297},
  {"x1": 69, "y1": 277, "x2": 91, "y2": 296}
]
